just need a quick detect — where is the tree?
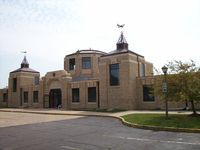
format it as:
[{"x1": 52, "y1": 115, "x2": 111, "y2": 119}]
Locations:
[
  {"x1": 185, "y1": 72, "x2": 200, "y2": 115},
  {"x1": 155, "y1": 60, "x2": 200, "y2": 115}
]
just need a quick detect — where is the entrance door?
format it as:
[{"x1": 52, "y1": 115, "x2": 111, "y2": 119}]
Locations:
[{"x1": 49, "y1": 89, "x2": 62, "y2": 108}]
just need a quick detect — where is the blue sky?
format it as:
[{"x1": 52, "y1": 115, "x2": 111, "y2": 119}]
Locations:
[{"x1": 0, "y1": 0, "x2": 200, "y2": 88}]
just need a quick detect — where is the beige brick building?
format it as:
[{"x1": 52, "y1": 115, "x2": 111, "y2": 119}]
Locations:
[{"x1": 0, "y1": 32, "x2": 187, "y2": 110}]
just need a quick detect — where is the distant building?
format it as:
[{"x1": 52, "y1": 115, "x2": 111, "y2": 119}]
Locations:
[{"x1": 0, "y1": 32, "x2": 186, "y2": 110}]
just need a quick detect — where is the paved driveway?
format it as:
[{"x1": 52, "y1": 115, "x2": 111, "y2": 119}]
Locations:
[
  {"x1": 0, "y1": 112, "x2": 199, "y2": 150},
  {"x1": 0, "y1": 112, "x2": 83, "y2": 128}
]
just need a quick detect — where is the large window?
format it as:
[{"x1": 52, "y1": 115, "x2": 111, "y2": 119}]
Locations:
[
  {"x1": 143, "y1": 85, "x2": 155, "y2": 101},
  {"x1": 88, "y1": 87, "x2": 96, "y2": 102},
  {"x1": 69, "y1": 58, "x2": 75, "y2": 70},
  {"x1": 110, "y1": 64, "x2": 119, "y2": 86},
  {"x1": 33, "y1": 91, "x2": 39, "y2": 103},
  {"x1": 13, "y1": 78, "x2": 17, "y2": 92},
  {"x1": 23, "y1": 91, "x2": 28, "y2": 103},
  {"x1": 82, "y1": 57, "x2": 91, "y2": 69},
  {"x1": 72, "y1": 88, "x2": 80, "y2": 102}
]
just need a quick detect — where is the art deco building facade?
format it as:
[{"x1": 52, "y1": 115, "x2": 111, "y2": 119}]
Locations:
[{"x1": 1, "y1": 32, "x2": 183, "y2": 110}]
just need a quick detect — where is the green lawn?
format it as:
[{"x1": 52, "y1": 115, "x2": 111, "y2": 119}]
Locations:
[{"x1": 122, "y1": 114, "x2": 200, "y2": 129}]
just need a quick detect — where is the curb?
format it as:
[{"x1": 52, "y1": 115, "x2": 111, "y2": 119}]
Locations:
[
  {"x1": 0, "y1": 109, "x2": 111, "y2": 117},
  {"x1": 119, "y1": 117, "x2": 200, "y2": 133},
  {"x1": 0, "y1": 109, "x2": 200, "y2": 133}
]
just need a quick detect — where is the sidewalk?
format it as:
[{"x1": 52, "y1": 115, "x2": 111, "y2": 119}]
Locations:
[
  {"x1": 0, "y1": 108, "x2": 195, "y2": 117},
  {"x1": 0, "y1": 108, "x2": 199, "y2": 133}
]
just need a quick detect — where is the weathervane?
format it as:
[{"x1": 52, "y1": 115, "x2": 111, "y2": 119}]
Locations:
[
  {"x1": 21, "y1": 51, "x2": 27, "y2": 56},
  {"x1": 117, "y1": 23, "x2": 125, "y2": 31},
  {"x1": 117, "y1": 24, "x2": 125, "y2": 28}
]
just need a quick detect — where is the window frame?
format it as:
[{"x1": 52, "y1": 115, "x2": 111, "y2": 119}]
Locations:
[
  {"x1": 69, "y1": 58, "x2": 76, "y2": 70},
  {"x1": 72, "y1": 88, "x2": 80, "y2": 103},
  {"x1": 33, "y1": 91, "x2": 39, "y2": 103},
  {"x1": 3, "y1": 93, "x2": 8, "y2": 102},
  {"x1": 34, "y1": 76, "x2": 39, "y2": 85},
  {"x1": 109, "y1": 63, "x2": 120, "y2": 86},
  {"x1": 82, "y1": 57, "x2": 91, "y2": 69},
  {"x1": 13, "y1": 78, "x2": 17, "y2": 92},
  {"x1": 88, "y1": 87, "x2": 96, "y2": 102},
  {"x1": 143, "y1": 85, "x2": 155, "y2": 102},
  {"x1": 140, "y1": 63, "x2": 145, "y2": 77},
  {"x1": 23, "y1": 91, "x2": 28, "y2": 103}
]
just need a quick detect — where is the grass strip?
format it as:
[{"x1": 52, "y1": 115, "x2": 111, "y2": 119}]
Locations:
[{"x1": 122, "y1": 114, "x2": 200, "y2": 129}]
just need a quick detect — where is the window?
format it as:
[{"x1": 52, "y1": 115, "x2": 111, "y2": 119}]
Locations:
[
  {"x1": 34, "y1": 76, "x2": 39, "y2": 85},
  {"x1": 72, "y1": 88, "x2": 79, "y2": 102},
  {"x1": 3, "y1": 93, "x2": 8, "y2": 102},
  {"x1": 33, "y1": 91, "x2": 39, "y2": 103},
  {"x1": 110, "y1": 64, "x2": 119, "y2": 86},
  {"x1": 140, "y1": 63, "x2": 145, "y2": 77},
  {"x1": 88, "y1": 87, "x2": 96, "y2": 102},
  {"x1": 69, "y1": 58, "x2": 75, "y2": 70},
  {"x1": 82, "y1": 57, "x2": 91, "y2": 69},
  {"x1": 13, "y1": 78, "x2": 17, "y2": 92},
  {"x1": 143, "y1": 85, "x2": 155, "y2": 101},
  {"x1": 24, "y1": 91, "x2": 28, "y2": 103}
]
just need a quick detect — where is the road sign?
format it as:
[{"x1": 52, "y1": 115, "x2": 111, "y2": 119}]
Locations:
[{"x1": 162, "y1": 82, "x2": 167, "y2": 93}]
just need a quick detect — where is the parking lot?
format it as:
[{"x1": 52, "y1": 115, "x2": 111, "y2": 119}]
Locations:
[
  {"x1": 0, "y1": 111, "x2": 200, "y2": 150},
  {"x1": 0, "y1": 111, "x2": 83, "y2": 127}
]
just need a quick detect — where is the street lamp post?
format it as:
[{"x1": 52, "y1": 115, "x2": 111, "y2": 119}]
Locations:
[{"x1": 162, "y1": 65, "x2": 168, "y2": 118}]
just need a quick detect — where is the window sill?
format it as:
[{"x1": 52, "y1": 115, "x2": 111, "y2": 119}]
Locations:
[
  {"x1": 82, "y1": 68, "x2": 91, "y2": 70},
  {"x1": 87, "y1": 102, "x2": 96, "y2": 104},
  {"x1": 109, "y1": 85, "x2": 120, "y2": 88},
  {"x1": 142, "y1": 101, "x2": 155, "y2": 103},
  {"x1": 71, "y1": 102, "x2": 80, "y2": 104}
]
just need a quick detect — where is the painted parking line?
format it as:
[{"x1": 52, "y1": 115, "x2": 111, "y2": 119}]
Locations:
[
  {"x1": 103, "y1": 135, "x2": 200, "y2": 146},
  {"x1": 61, "y1": 145, "x2": 81, "y2": 150}
]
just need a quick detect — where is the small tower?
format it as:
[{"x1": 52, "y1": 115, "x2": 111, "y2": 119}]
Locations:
[
  {"x1": 116, "y1": 32, "x2": 129, "y2": 50},
  {"x1": 8, "y1": 53, "x2": 40, "y2": 107},
  {"x1": 21, "y1": 56, "x2": 29, "y2": 68}
]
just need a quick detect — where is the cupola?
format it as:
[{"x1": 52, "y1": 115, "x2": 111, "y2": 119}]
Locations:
[
  {"x1": 116, "y1": 32, "x2": 128, "y2": 50},
  {"x1": 21, "y1": 56, "x2": 29, "y2": 68}
]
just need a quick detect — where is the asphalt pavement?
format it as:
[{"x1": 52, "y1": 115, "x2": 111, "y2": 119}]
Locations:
[{"x1": 0, "y1": 111, "x2": 199, "y2": 150}]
